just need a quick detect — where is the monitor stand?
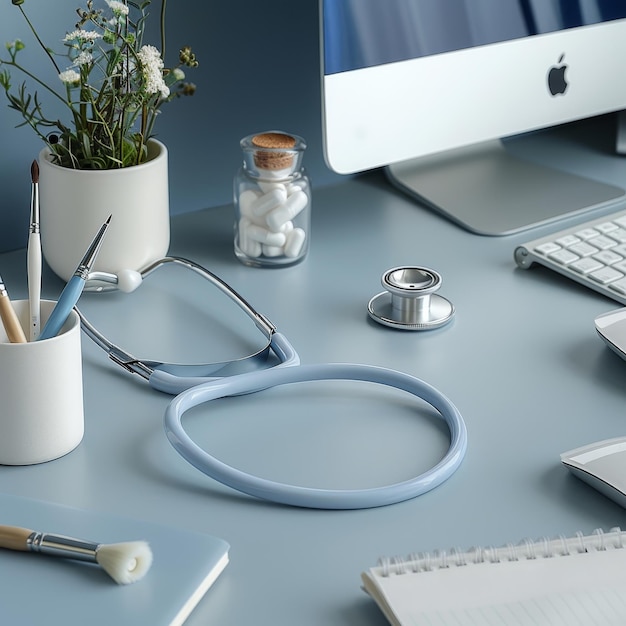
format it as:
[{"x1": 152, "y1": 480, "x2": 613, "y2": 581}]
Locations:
[{"x1": 386, "y1": 139, "x2": 625, "y2": 236}]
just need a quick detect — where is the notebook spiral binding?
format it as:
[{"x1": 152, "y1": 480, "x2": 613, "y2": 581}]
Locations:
[{"x1": 378, "y1": 527, "x2": 626, "y2": 577}]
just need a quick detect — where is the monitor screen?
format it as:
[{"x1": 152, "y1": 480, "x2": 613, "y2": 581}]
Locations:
[{"x1": 320, "y1": 1, "x2": 626, "y2": 235}]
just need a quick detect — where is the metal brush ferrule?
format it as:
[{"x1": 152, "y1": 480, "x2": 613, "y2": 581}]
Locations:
[
  {"x1": 73, "y1": 217, "x2": 111, "y2": 281},
  {"x1": 27, "y1": 531, "x2": 99, "y2": 563},
  {"x1": 74, "y1": 263, "x2": 92, "y2": 281},
  {"x1": 30, "y1": 186, "x2": 40, "y2": 233}
]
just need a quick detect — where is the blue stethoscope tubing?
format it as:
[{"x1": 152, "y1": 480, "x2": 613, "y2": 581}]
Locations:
[
  {"x1": 164, "y1": 361, "x2": 468, "y2": 509},
  {"x1": 80, "y1": 257, "x2": 468, "y2": 509},
  {"x1": 149, "y1": 332, "x2": 300, "y2": 394}
]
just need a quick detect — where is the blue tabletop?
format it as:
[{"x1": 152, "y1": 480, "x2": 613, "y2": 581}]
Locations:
[{"x1": 1, "y1": 120, "x2": 626, "y2": 625}]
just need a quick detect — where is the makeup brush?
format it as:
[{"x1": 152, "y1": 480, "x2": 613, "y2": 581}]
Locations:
[
  {"x1": 0, "y1": 524, "x2": 153, "y2": 585},
  {"x1": 27, "y1": 159, "x2": 41, "y2": 341}
]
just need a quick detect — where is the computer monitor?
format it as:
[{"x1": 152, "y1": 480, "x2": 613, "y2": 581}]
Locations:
[{"x1": 320, "y1": 1, "x2": 626, "y2": 235}]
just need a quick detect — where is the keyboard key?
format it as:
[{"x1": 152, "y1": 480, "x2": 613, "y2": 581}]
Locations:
[
  {"x1": 570, "y1": 258, "x2": 604, "y2": 274},
  {"x1": 609, "y1": 228, "x2": 626, "y2": 243},
  {"x1": 594, "y1": 250, "x2": 623, "y2": 265},
  {"x1": 575, "y1": 228, "x2": 601, "y2": 240},
  {"x1": 549, "y1": 249, "x2": 580, "y2": 265},
  {"x1": 589, "y1": 267, "x2": 624, "y2": 284},
  {"x1": 534, "y1": 242, "x2": 561, "y2": 255},
  {"x1": 609, "y1": 278, "x2": 626, "y2": 295},
  {"x1": 589, "y1": 235, "x2": 618, "y2": 250},
  {"x1": 597, "y1": 221, "x2": 619, "y2": 234},
  {"x1": 568, "y1": 242, "x2": 598, "y2": 257},
  {"x1": 556, "y1": 235, "x2": 581, "y2": 247}
]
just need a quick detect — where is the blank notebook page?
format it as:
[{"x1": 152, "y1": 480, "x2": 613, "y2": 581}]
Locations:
[{"x1": 362, "y1": 530, "x2": 626, "y2": 626}]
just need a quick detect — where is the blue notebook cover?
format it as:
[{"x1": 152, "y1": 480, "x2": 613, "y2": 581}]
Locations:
[{"x1": 0, "y1": 493, "x2": 229, "y2": 625}]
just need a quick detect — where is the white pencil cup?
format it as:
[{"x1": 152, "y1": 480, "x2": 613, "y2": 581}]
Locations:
[{"x1": 0, "y1": 300, "x2": 84, "y2": 465}]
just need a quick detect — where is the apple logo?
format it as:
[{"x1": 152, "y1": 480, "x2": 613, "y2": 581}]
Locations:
[{"x1": 547, "y1": 54, "x2": 568, "y2": 96}]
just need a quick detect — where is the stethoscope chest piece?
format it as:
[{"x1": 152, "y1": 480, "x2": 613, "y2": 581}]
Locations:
[{"x1": 368, "y1": 266, "x2": 455, "y2": 331}]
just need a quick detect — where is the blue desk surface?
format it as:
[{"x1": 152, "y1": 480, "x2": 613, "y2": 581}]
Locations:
[{"x1": 2, "y1": 120, "x2": 626, "y2": 625}]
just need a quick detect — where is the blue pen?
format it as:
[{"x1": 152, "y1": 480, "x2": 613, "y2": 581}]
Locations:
[{"x1": 39, "y1": 215, "x2": 112, "y2": 341}]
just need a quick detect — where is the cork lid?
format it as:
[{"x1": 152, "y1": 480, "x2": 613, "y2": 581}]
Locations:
[
  {"x1": 251, "y1": 132, "x2": 297, "y2": 171},
  {"x1": 240, "y1": 131, "x2": 306, "y2": 179}
]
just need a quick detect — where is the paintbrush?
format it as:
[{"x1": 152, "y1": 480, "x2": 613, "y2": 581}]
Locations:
[
  {"x1": 0, "y1": 273, "x2": 27, "y2": 343},
  {"x1": 27, "y1": 159, "x2": 41, "y2": 341},
  {"x1": 0, "y1": 524, "x2": 152, "y2": 585},
  {"x1": 39, "y1": 214, "x2": 112, "y2": 341}
]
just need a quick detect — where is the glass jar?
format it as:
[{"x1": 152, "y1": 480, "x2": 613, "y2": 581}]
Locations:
[{"x1": 234, "y1": 131, "x2": 311, "y2": 267}]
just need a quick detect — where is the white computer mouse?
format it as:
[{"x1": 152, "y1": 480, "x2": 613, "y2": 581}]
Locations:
[
  {"x1": 561, "y1": 438, "x2": 626, "y2": 509},
  {"x1": 595, "y1": 307, "x2": 626, "y2": 361}
]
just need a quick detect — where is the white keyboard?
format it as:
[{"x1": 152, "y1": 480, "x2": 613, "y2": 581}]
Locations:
[{"x1": 514, "y1": 209, "x2": 626, "y2": 305}]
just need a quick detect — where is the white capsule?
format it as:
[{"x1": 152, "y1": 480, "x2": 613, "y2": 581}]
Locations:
[
  {"x1": 238, "y1": 218, "x2": 262, "y2": 257},
  {"x1": 238, "y1": 189, "x2": 260, "y2": 218},
  {"x1": 284, "y1": 227, "x2": 306, "y2": 258},
  {"x1": 250, "y1": 187, "x2": 287, "y2": 218},
  {"x1": 246, "y1": 222, "x2": 287, "y2": 246},
  {"x1": 262, "y1": 244, "x2": 284, "y2": 257},
  {"x1": 265, "y1": 190, "x2": 308, "y2": 232},
  {"x1": 287, "y1": 180, "x2": 307, "y2": 195}
]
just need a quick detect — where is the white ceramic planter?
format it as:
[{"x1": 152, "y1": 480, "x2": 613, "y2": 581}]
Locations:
[{"x1": 39, "y1": 139, "x2": 170, "y2": 282}]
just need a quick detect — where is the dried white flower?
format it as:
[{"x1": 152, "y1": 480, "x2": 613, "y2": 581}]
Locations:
[
  {"x1": 106, "y1": 0, "x2": 130, "y2": 16},
  {"x1": 72, "y1": 51, "x2": 93, "y2": 67},
  {"x1": 58, "y1": 69, "x2": 81, "y2": 85},
  {"x1": 136, "y1": 45, "x2": 169, "y2": 98},
  {"x1": 63, "y1": 30, "x2": 102, "y2": 43}
]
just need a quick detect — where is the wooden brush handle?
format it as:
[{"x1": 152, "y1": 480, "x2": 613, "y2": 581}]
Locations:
[
  {"x1": 0, "y1": 525, "x2": 33, "y2": 551},
  {"x1": 0, "y1": 297, "x2": 27, "y2": 343}
]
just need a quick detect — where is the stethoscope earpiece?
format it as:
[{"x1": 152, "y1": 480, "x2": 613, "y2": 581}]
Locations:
[
  {"x1": 85, "y1": 269, "x2": 143, "y2": 293},
  {"x1": 368, "y1": 266, "x2": 455, "y2": 330}
]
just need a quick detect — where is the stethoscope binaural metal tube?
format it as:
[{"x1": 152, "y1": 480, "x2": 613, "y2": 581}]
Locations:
[
  {"x1": 77, "y1": 256, "x2": 291, "y2": 390},
  {"x1": 85, "y1": 256, "x2": 276, "y2": 337}
]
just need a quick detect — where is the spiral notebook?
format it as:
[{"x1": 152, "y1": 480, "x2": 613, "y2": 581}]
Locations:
[{"x1": 362, "y1": 528, "x2": 626, "y2": 626}]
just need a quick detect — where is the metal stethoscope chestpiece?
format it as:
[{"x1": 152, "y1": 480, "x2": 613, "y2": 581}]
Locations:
[{"x1": 368, "y1": 266, "x2": 455, "y2": 330}]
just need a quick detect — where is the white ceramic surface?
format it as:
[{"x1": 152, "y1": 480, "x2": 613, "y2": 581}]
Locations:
[
  {"x1": 0, "y1": 300, "x2": 84, "y2": 465},
  {"x1": 39, "y1": 140, "x2": 170, "y2": 282}
]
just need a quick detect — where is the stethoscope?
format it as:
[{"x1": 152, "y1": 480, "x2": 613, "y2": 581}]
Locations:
[{"x1": 77, "y1": 256, "x2": 467, "y2": 509}]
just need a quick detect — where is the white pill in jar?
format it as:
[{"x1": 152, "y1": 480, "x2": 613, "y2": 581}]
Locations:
[
  {"x1": 238, "y1": 189, "x2": 260, "y2": 218},
  {"x1": 265, "y1": 190, "x2": 308, "y2": 232},
  {"x1": 238, "y1": 218, "x2": 263, "y2": 257},
  {"x1": 284, "y1": 228, "x2": 306, "y2": 258},
  {"x1": 250, "y1": 187, "x2": 287, "y2": 218},
  {"x1": 245, "y1": 221, "x2": 287, "y2": 247}
]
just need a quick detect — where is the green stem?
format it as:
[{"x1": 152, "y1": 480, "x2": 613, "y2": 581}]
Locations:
[
  {"x1": 138, "y1": 102, "x2": 148, "y2": 163},
  {"x1": 18, "y1": 5, "x2": 61, "y2": 74},
  {"x1": 3, "y1": 59, "x2": 78, "y2": 109},
  {"x1": 160, "y1": 0, "x2": 167, "y2": 60}
]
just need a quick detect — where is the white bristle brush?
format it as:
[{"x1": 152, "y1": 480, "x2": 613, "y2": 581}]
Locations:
[{"x1": 0, "y1": 524, "x2": 153, "y2": 585}]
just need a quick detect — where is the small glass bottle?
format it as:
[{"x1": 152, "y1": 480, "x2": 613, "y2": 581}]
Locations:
[{"x1": 234, "y1": 131, "x2": 311, "y2": 267}]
